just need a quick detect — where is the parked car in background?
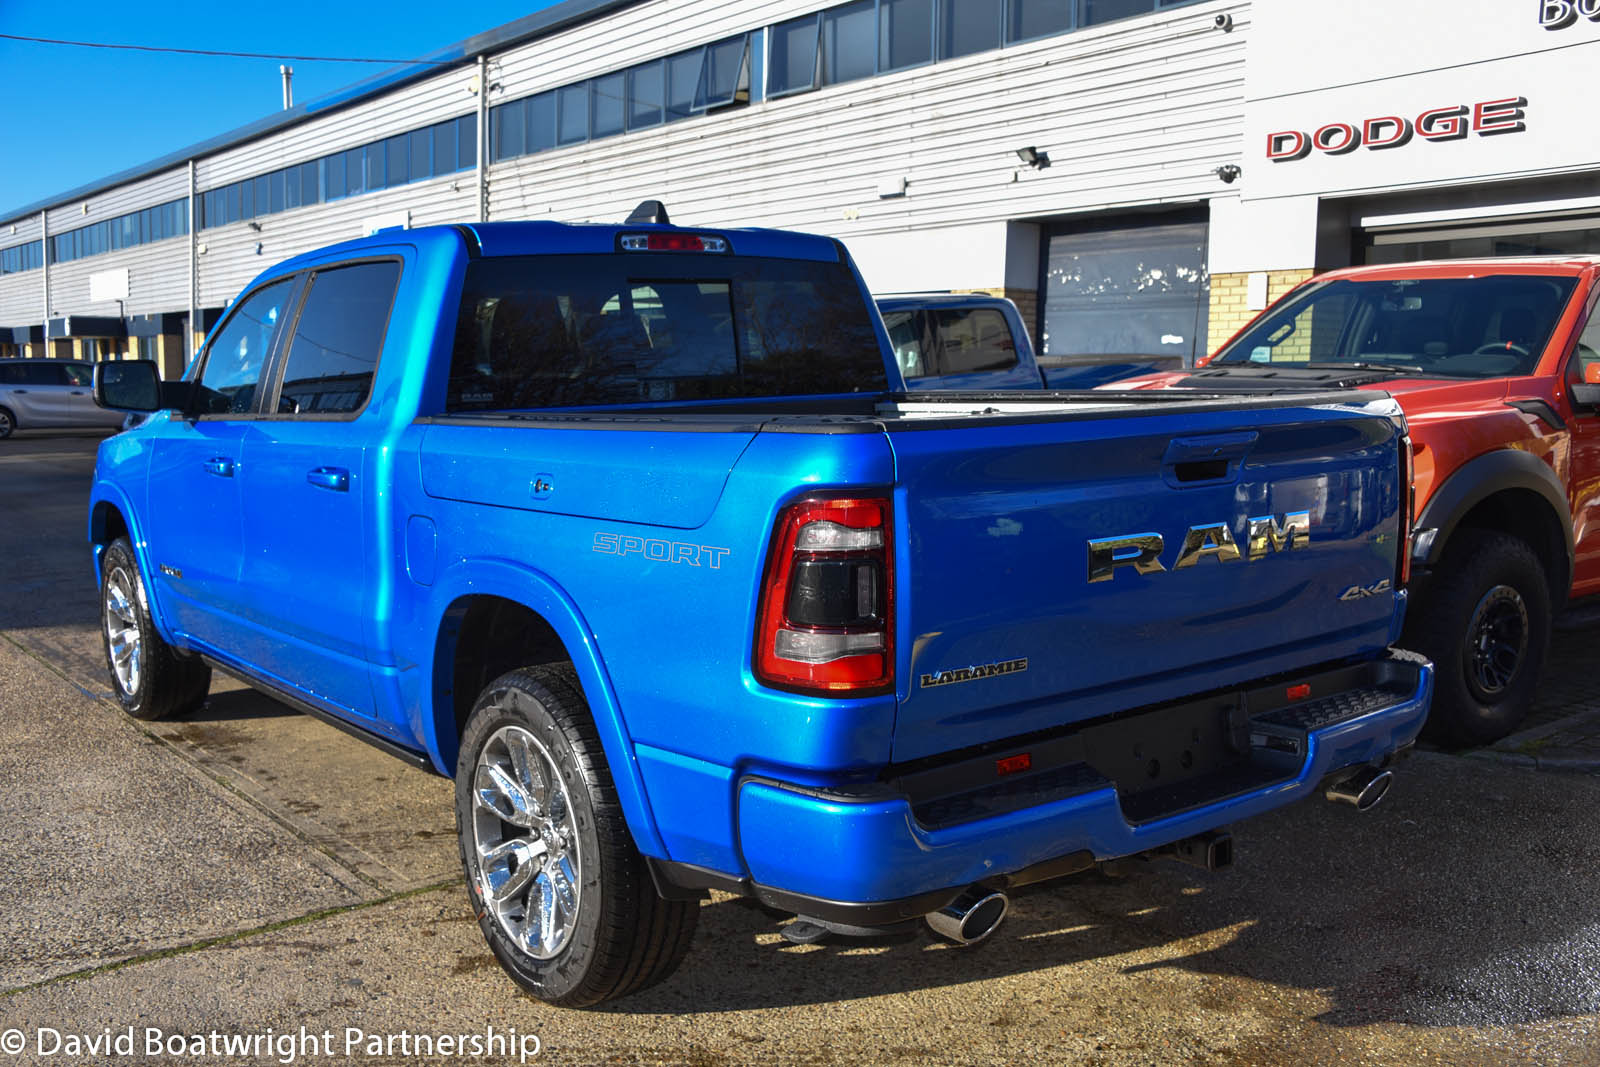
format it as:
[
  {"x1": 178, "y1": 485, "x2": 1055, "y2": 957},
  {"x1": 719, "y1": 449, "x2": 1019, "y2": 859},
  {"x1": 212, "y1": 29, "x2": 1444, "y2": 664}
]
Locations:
[
  {"x1": 877, "y1": 293, "x2": 1183, "y2": 392},
  {"x1": 0, "y1": 359, "x2": 128, "y2": 438},
  {"x1": 1105, "y1": 255, "x2": 1600, "y2": 745}
]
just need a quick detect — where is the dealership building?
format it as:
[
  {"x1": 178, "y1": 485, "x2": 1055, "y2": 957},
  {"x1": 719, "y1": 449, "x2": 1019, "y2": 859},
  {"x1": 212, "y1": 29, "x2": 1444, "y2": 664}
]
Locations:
[{"x1": 0, "y1": 0, "x2": 1596, "y2": 376}]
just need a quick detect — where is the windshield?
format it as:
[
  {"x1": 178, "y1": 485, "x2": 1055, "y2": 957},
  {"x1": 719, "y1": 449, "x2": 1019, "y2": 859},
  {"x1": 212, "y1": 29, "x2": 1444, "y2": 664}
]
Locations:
[
  {"x1": 1213, "y1": 275, "x2": 1579, "y2": 379},
  {"x1": 448, "y1": 253, "x2": 887, "y2": 411}
]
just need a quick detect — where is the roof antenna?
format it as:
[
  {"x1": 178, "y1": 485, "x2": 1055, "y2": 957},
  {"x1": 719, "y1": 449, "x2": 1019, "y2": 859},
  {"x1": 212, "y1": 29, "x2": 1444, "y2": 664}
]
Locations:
[{"x1": 625, "y1": 200, "x2": 670, "y2": 225}]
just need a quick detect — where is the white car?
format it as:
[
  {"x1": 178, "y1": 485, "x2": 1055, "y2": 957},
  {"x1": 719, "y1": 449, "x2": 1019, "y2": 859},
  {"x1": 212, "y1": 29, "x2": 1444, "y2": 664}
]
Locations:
[{"x1": 0, "y1": 359, "x2": 128, "y2": 438}]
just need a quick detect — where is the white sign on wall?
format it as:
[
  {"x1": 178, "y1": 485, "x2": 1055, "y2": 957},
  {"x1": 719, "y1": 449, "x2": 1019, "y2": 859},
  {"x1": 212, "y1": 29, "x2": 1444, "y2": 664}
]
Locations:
[{"x1": 89, "y1": 267, "x2": 129, "y2": 303}]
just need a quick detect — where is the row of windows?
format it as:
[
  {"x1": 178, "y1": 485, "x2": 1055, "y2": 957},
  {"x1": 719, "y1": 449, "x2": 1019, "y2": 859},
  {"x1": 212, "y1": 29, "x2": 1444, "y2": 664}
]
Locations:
[
  {"x1": 201, "y1": 114, "x2": 476, "y2": 230},
  {"x1": 774, "y1": 0, "x2": 1193, "y2": 94},
  {"x1": 1, "y1": 241, "x2": 43, "y2": 275},
  {"x1": 489, "y1": 34, "x2": 752, "y2": 161},
  {"x1": 50, "y1": 200, "x2": 189, "y2": 265},
  {"x1": 488, "y1": 0, "x2": 1193, "y2": 162}
]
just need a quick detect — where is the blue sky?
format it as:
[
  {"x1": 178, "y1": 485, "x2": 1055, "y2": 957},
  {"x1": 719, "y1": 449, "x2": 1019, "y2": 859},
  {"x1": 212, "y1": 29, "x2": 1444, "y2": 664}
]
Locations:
[{"x1": 0, "y1": 0, "x2": 559, "y2": 218}]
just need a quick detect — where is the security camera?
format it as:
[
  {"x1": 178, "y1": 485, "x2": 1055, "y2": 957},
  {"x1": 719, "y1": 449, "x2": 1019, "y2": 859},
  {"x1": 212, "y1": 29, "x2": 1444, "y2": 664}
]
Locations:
[
  {"x1": 1214, "y1": 164, "x2": 1242, "y2": 184},
  {"x1": 1213, "y1": 12, "x2": 1233, "y2": 31}
]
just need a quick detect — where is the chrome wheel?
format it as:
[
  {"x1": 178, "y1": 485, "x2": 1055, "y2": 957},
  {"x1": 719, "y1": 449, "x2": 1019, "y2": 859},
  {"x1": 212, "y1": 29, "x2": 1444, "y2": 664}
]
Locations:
[
  {"x1": 1466, "y1": 584, "x2": 1528, "y2": 697},
  {"x1": 103, "y1": 565, "x2": 142, "y2": 696},
  {"x1": 471, "y1": 725, "x2": 581, "y2": 960}
]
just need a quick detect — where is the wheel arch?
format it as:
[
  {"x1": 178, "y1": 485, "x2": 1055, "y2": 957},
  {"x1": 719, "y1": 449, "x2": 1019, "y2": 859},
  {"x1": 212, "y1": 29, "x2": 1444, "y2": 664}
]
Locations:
[
  {"x1": 1416, "y1": 449, "x2": 1572, "y2": 603},
  {"x1": 424, "y1": 560, "x2": 666, "y2": 858}
]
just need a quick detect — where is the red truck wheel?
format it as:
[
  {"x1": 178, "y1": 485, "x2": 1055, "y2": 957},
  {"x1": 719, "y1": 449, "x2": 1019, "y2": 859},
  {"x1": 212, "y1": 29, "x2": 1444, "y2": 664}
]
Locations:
[
  {"x1": 454, "y1": 665, "x2": 698, "y2": 1006},
  {"x1": 1405, "y1": 529, "x2": 1550, "y2": 746}
]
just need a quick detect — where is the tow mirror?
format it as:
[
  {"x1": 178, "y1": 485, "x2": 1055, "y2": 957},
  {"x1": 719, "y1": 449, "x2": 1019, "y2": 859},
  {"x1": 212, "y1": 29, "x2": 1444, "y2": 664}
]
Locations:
[{"x1": 93, "y1": 360, "x2": 180, "y2": 413}]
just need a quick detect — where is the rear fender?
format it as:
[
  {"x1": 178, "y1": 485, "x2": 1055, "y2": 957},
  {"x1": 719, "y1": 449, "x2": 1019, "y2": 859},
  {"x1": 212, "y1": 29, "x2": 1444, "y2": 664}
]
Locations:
[{"x1": 421, "y1": 557, "x2": 666, "y2": 859}]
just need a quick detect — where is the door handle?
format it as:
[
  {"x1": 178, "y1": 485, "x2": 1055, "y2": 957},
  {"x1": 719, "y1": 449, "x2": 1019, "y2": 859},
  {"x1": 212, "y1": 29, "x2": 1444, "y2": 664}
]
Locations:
[
  {"x1": 70, "y1": 390, "x2": 86, "y2": 396},
  {"x1": 203, "y1": 456, "x2": 234, "y2": 477},
  {"x1": 12, "y1": 389, "x2": 26, "y2": 394},
  {"x1": 306, "y1": 466, "x2": 350, "y2": 492}
]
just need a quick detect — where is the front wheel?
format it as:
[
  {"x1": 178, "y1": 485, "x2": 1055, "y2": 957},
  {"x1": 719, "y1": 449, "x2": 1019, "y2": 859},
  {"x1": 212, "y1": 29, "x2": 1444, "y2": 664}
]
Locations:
[
  {"x1": 1404, "y1": 529, "x2": 1550, "y2": 746},
  {"x1": 455, "y1": 665, "x2": 697, "y2": 1007},
  {"x1": 0, "y1": 406, "x2": 15, "y2": 439},
  {"x1": 100, "y1": 538, "x2": 212, "y2": 720}
]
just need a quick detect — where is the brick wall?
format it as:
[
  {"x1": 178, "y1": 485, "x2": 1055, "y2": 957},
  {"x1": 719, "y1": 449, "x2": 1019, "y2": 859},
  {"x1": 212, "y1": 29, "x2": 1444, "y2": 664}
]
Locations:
[{"x1": 1206, "y1": 270, "x2": 1313, "y2": 357}]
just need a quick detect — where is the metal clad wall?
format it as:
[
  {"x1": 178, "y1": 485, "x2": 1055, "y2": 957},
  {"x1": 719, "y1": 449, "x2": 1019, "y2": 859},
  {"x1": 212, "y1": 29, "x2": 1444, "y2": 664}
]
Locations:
[
  {"x1": 48, "y1": 238, "x2": 192, "y2": 319},
  {"x1": 198, "y1": 180, "x2": 476, "y2": 305},
  {"x1": 0, "y1": 214, "x2": 44, "y2": 325},
  {"x1": 489, "y1": 0, "x2": 1246, "y2": 241}
]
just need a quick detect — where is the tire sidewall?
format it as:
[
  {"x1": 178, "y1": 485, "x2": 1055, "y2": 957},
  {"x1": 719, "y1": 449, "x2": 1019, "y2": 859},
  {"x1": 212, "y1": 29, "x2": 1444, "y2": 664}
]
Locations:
[
  {"x1": 1410, "y1": 532, "x2": 1550, "y2": 744},
  {"x1": 0, "y1": 407, "x2": 14, "y2": 439},
  {"x1": 101, "y1": 539, "x2": 156, "y2": 717},
  {"x1": 454, "y1": 675, "x2": 608, "y2": 1004}
]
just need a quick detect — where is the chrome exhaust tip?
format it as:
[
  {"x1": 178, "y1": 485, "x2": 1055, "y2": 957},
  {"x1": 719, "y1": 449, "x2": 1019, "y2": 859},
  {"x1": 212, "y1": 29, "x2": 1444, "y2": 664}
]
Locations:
[
  {"x1": 1324, "y1": 766, "x2": 1393, "y2": 812},
  {"x1": 925, "y1": 888, "x2": 1009, "y2": 945}
]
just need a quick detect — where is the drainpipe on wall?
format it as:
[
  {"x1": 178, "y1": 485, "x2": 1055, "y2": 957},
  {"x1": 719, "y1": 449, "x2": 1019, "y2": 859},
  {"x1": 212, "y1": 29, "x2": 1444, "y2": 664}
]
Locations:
[
  {"x1": 188, "y1": 159, "x2": 198, "y2": 366},
  {"x1": 39, "y1": 210, "x2": 48, "y2": 359},
  {"x1": 476, "y1": 55, "x2": 488, "y2": 224}
]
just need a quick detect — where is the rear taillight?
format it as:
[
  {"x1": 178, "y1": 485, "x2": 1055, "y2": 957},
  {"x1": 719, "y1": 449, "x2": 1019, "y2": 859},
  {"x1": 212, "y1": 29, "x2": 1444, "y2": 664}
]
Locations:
[
  {"x1": 619, "y1": 232, "x2": 729, "y2": 253},
  {"x1": 755, "y1": 495, "x2": 893, "y2": 695},
  {"x1": 1398, "y1": 434, "x2": 1415, "y2": 589}
]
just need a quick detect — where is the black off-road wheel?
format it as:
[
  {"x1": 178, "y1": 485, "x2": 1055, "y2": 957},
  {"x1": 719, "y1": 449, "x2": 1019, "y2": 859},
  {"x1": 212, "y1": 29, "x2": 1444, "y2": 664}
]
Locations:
[
  {"x1": 1404, "y1": 529, "x2": 1550, "y2": 746},
  {"x1": 455, "y1": 665, "x2": 698, "y2": 1007},
  {"x1": 100, "y1": 537, "x2": 212, "y2": 720}
]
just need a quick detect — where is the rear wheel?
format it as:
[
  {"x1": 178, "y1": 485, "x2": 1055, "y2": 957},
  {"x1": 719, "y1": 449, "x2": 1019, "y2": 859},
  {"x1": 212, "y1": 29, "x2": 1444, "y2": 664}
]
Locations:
[
  {"x1": 100, "y1": 537, "x2": 212, "y2": 720},
  {"x1": 455, "y1": 665, "x2": 697, "y2": 1006},
  {"x1": 1404, "y1": 529, "x2": 1550, "y2": 746}
]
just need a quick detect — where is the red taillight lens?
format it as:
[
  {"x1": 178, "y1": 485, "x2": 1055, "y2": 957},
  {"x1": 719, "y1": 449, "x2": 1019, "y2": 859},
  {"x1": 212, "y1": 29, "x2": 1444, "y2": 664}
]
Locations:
[
  {"x1": 755, "y1": 495, "x2": 893, "y2": 695},
  {"x1": 618, "y1": 232, "x2": 730, "y2": 253},
  {"x1": 1398, "y1": 434, "x2": 1415, "y2": 589}
]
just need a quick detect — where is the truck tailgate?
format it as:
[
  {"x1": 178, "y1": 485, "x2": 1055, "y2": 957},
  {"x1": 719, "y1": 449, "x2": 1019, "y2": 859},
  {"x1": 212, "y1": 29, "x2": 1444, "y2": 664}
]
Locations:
[{"x1": 885, "y1": 399, "x2": 1406, "y2": 763}]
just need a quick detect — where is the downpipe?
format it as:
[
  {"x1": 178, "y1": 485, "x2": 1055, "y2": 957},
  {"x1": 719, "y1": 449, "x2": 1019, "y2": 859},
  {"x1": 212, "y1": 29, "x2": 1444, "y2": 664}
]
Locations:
[
  {"x1": 925, "y1": 887, "x2": 1010, "y2": 945},
  {"x1": 1323, "y1": 765, "x2": 1394, "y2": 812}
]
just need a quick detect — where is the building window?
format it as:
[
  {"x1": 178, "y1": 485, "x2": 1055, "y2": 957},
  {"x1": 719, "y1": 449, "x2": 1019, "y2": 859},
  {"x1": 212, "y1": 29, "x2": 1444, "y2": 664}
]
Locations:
[
  {"x1": 592, "y1": 72, "x2": 625, "y2": 139},
  {"x1": 769, "y1": 14, "x2": 820, "y2": 96},
  {"x1": 822, "y1": 2, "x2": 877, "y2": 85},
  {"x1": 1006, "y1": 0, "x2": 1072, "y2": 41},
  {"x1": 627, "y1": 62, "x2": 664, "y2": 130}
]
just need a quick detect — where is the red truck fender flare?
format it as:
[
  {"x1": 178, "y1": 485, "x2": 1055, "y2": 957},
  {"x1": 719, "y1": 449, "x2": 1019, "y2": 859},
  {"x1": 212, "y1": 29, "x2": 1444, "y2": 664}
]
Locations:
[
  {"x1": 422, "y1": 557, "x2": 668, "y2": 859},
  {"x1": 1414, "y1": 448, "x2": 1573, "y2": 598}
]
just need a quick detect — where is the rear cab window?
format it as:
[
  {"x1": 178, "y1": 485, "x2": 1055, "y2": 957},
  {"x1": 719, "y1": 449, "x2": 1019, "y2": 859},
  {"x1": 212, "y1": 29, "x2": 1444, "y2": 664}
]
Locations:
[
  {"x1": 272, "y1": 260, "x2": 400, "y2": 416},
  {"x1": 446, "y1": 253, "x2": 886, "y2": 411}
]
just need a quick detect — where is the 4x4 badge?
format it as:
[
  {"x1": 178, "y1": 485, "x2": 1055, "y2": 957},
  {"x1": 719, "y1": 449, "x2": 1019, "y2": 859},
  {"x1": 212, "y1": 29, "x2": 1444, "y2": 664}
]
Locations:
[{"x1": 1339, "y1": 578, "x2": 1392, "y2": 601}]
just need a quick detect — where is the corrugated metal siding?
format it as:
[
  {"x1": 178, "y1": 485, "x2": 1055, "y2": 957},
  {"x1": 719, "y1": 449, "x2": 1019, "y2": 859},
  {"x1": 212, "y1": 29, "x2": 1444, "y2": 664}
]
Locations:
[
  {"x1": 488, "y1": 0, "x2": 1248, "y2": 236},
  {"x1": 44, "y1": 168, "x2": 188, "y2": 237},
  {"x1": 197, "y1": 178, "x2": 476, "y2": 306},
  {"x1": 0, "y1": 215, "x2": 45, "y2": 326},
  {"x1": 196, "y1": 69, "x2": 478, "y2": 190},
  {"x1": 46, "y1": 239, "x2": 192, "y2": 319}
]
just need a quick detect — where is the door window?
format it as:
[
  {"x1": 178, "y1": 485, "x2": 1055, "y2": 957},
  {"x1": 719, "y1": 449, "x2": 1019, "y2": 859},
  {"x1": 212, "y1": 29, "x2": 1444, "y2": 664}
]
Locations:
[
  {"x1": 195, "y1": 279, "x2": 294, "y2": 415},
  {"x1": 275, "y1": 261, "x2": 400, "y2": 415}
]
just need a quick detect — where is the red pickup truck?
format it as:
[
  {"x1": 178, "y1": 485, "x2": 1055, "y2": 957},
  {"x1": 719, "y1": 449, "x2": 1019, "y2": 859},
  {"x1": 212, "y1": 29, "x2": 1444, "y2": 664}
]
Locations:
[{"x1": 1110, "y1": 256, "x2": 1600, "y2": 745}]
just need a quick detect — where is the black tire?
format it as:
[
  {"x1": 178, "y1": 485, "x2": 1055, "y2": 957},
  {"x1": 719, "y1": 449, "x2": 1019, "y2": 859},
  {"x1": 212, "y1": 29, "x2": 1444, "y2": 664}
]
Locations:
[
  {"x1": 455, "y1": 665, "x2": 697, "y2": 1007},
  {"x1": 1403, "y1": 529, "x2": 1550, "y2": 746},
  {"x1": 0, "y1": 406, "x2": 15, "y2": 439},
  {"x1": 100, "y1": 537, "x2": 212, "y2": 720}
]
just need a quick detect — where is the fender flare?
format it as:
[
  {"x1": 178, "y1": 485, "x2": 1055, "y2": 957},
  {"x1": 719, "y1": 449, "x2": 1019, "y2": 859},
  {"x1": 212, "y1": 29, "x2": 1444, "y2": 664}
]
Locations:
[
  {"x1": 420, "y1": 557, "x2": 667, "y2": 859},
  {"x1": 87, "y1": 481, "x2": 184, "y2": 645},
  {"x1": 1415, "y1": 448, "x2": 1573, "y2": 596}
]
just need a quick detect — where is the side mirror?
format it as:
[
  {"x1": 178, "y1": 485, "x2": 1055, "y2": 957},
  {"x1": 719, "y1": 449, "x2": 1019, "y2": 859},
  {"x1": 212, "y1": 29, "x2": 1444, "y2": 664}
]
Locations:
[
  {"x1": 93, "y1": 361, "x2": 165, "y2": 412},
  {"x1": 1570, "y1": 363, "x2": 1600, "y2": 409}
]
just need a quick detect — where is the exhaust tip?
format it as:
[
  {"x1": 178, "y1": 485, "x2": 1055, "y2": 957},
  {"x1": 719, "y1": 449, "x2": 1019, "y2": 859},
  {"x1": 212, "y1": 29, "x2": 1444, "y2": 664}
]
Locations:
[
  {"x1": 1325, "y1": 767, "x2": 1393, "y2": 812},
  {"x1": 925, "y1": 889, "x2": 1009, "y2": 945}
]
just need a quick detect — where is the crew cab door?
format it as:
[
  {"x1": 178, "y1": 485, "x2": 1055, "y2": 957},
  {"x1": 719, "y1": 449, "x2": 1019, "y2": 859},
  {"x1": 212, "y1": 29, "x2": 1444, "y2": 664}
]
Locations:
[
  {"x1": 145, "y1": 277, "x2": 297, "y2": 647},
  {"x1": 234, "y1": 259, "x2": 401, "y2": 723}
]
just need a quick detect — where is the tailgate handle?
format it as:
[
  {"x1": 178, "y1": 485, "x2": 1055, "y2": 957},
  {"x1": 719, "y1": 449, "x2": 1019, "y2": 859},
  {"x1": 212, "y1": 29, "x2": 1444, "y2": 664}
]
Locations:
[{"x1": 1163, "y1": 432, "x2": 1257, "y2": 485}]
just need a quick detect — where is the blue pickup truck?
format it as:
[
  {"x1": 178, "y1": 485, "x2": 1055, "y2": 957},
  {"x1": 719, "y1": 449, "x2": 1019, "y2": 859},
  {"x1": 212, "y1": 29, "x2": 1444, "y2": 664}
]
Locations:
[
  {"x1": 89, "y1": 212, "x2": 1431, "y2": 1006},
  {"x1": 877, "y1": 292, "x2": 1184, "y2": 391}
]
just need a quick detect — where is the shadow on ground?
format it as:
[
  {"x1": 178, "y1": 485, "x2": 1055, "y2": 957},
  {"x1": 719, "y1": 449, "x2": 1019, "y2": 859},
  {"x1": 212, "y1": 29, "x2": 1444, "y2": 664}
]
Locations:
[{"x1": 593, "y1": 753, "x2": 1600, "y2": 1030}]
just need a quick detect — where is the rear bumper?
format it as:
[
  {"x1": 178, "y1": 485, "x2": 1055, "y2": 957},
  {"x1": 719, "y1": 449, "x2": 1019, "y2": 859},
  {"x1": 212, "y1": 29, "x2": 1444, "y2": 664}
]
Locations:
[{"x1": 708, "y1": 652, "x2": 1431, "y2": 925}]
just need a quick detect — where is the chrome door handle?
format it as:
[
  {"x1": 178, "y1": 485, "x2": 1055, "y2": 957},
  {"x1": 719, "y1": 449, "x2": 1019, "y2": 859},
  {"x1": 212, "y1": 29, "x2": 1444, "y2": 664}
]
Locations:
[
  {"x1": 306, "y1": 466, "x2": 349, "y2": 492},
  {"x1": 203, "y1": 457, "x2": 234, "y2": 477}
]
